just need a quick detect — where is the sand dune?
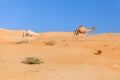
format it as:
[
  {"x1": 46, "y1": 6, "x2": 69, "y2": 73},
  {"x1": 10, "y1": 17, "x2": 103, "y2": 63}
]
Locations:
[{"x1": 0, "y1": 29, "x2": 120, "y2": 80}]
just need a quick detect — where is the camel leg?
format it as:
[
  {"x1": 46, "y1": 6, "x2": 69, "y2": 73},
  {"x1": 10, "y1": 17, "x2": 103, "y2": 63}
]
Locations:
[
  {"x1": 73, "y1": 34, "x2": 78, "y2": 41},
  {"x1": 22, "y1": 32, "x2": 28, "y2": 41},
  {"x1": 75, "y1": 32, "x2": 79, "y2": 41},
  {"x1": 73, "y1": 29, "x2": 79, "y2": 41},
  {"x1": 23, "y1": 36, "x2": 26, "y2": 41},
  {"x1": 86, "y1": 33, "x2": 91, "y2": 40},
  {"x1": 81, "y1": 33, "x2": 89, "y2": 41},
  {"x1": 30, "y1": 35, "x2": 34, "y2": 41},
  {"x1": 80, "y1": 34, "x2": 86, "y2": 41},
  {"x1": 73, "y1": 34, "x2": 79, "y2": 41},
  {"x1": 30, "y1": 36, "x2": 32, "y2": 41},
  {"x1": 72, "y1": 32, "x2": 76, "y2": 40},
  {"x1": 22, "y1": 35, "x2": 28, "y2": 41},
  {"x1": 86, "y1": 33, "x2": 89, "y2": 36},
  {"x1": 32, "y1": 35, "x2": 34, "y2": 41},
  {"x1": 76, "y1": 35, "x2": 79, "y2": 41},
  {"x1": 84, "y1": 34, "x2": 88, "y2": 41},
  {"x1": 73, "y1": 35, "x2": 78, "y2": 41}
]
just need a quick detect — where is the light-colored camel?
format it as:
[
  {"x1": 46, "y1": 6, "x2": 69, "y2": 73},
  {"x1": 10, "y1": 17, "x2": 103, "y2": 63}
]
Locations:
[
  {"x1": 73, "y1": 25, "x2": 96, "y2": 40},
  {"x1": 22, "y1": 29, "x2": 41, "y2": 41}
]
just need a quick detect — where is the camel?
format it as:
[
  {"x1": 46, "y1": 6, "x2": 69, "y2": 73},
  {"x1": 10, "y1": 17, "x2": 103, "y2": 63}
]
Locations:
[
  {"x1": 22, "y1": 29, "x2": 41, "y2": 41},
  {"x1": 73, "y1": 25, "x2": 96, "y2": 40}
]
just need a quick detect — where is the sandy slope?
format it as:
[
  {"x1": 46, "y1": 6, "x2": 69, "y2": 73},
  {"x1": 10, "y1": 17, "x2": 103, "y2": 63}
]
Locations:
[{"x1": 0, "y1": 29, "x2": 120, "y2": 80}]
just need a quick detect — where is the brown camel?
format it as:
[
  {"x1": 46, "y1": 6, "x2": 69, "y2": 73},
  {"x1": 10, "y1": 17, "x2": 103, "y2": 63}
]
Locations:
[
  {"x1": 22, "y1": 29, "x2": 41, "y2": 41},
  {"x1": 73, "y1": 25, "x2": 96, "y2": 40}
]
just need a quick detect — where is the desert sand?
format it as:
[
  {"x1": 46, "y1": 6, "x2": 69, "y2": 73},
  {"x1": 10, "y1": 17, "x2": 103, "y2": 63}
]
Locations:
[{"x1": 0, "y1": 28, "x2": 120, "y2": 80}]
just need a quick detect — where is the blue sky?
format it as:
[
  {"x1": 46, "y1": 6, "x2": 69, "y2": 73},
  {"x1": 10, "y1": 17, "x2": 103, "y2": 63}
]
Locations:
[{"x1": 0, "y1": 0, "x2": 120, "y2": 33}]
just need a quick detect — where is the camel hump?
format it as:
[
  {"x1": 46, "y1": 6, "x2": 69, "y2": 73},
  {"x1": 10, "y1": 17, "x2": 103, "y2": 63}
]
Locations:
[
  {"x1": 78, "y1": 25, "x2": 87, "y2": 29},
  {"x1": 78, "y1": 25, "x2": 86, "y2": 28}
]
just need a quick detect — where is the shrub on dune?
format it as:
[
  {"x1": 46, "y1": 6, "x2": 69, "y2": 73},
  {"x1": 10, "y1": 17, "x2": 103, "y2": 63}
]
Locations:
[
  {"x1": 22, "y1": 57, "x2": 44, "y2": 65},
  {"x1": 44, "y1": 40, "x2": 56, "y2": 46}
]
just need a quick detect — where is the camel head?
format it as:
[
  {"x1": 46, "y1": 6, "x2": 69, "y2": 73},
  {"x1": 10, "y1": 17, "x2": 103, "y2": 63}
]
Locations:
[{"x1": 91, "y1": 27, "x2": 96, "y2": 31}]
